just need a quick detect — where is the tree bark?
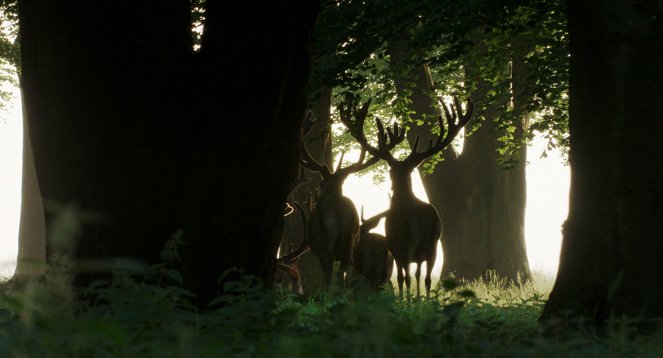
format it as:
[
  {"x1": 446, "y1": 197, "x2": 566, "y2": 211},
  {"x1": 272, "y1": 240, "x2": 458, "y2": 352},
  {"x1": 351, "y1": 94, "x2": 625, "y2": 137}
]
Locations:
[
  {"x1": 389, "y1": 40, "x2": 531, "y2": 283},
  {"x1": 540, "y1": 0, "x2": 663, "y2": 327},
  {"x1": 15, "y1": 104, "x2": 45, "y2": 277}
]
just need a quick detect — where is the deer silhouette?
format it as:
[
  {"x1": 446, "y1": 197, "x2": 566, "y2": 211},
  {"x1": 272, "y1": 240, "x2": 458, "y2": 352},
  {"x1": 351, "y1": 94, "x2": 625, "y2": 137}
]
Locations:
[
  {"x1": 341, "y1": 97, "x2": 473, "y2": 297},
  {"x1": 300, "y1": 100, "x2": 399, "y2": 286},
  {"x1": 353, "y1": 207, "x2": 393, "y2": 290}
]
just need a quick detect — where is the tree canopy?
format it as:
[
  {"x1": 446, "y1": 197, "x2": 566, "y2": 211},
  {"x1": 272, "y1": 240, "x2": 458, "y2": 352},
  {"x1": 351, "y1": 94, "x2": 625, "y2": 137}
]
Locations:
[{"x1": 312, "y1": 0, "x2": 568, "y2": 169}]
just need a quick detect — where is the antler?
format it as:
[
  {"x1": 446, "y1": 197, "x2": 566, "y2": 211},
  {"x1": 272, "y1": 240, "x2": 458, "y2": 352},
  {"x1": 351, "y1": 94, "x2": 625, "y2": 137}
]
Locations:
[
  {"x1": 303, "y1": 98, "x2": 388, "y2": 178},
  {"x1": 339, "y1": 99, "x2": 406, "y2": 166},
  {"x1": 299, "y1": 110, "x2": 334, "y2": 175},
  {"x1": 283, "y1": 203, "x2": 295, "y2": 217},
  {"x1": 334, "y1": 147, "x2": 377, "y2": 178},
  {"x1": 284, "y1": 163, "x2": 312, "y2": 216},
  {"x1": 300, "y1": 140, "x2": 332, "y2": 176},
  {"x1": 277, "y1": 201, "x2": 311, "y2": 264},
  {"x1": 403, "y1": 96, "x2": 474, "y2": 166}
]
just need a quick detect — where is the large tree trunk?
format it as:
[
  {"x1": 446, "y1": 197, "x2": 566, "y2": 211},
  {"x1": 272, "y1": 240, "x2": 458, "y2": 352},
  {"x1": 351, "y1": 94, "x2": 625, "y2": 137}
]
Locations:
[
  {"x1": 389, "y1": 42, "x2": 531, "y2": 283},
  {"x1": 19, "y1": 1, "x2": 193, "y2": 269},
  {"x1": 540, "y1": 1, "x2": 663, "y2": 327},
  {"x1": 177, "y1": 2, "x2": 319, "y2": 305},
  {"x1": 19, "y1": 1, "x2": 319, "y2": 307}
]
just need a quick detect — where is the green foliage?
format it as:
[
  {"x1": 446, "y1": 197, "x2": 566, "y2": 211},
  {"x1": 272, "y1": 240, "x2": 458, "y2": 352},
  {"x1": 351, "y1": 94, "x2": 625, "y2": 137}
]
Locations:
[
  {"x1": 313, "y1": 0, "x2": 569, "y2": 177},
  {"x1": 496, "y1": 0, "x2": 570, "y2": 158},
  {"x1": 1, "y1": 269, "x2": 662, "y2": 357},
  {"x1": 0, "y1": 0, "x2": 19, "y2": 113}
]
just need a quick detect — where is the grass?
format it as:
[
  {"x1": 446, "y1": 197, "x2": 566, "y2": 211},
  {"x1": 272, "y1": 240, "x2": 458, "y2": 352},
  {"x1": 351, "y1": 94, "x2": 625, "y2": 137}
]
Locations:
[{"x1": 0, "y1": 268, "x2": 662, "y2": 357}]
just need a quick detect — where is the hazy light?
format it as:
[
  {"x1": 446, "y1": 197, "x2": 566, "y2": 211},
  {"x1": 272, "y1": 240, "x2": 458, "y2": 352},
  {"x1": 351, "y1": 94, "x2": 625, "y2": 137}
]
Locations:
[{"x1": 0, "y1": 83, "x2": 21, "y2": 278}]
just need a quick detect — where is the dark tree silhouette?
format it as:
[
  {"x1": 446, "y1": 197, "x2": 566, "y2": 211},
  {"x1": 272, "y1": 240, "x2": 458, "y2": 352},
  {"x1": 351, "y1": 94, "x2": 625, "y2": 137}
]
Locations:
[
  {"x1": 540, "y1": 0, "x2": 663, "y2": 327},
  {"x1": 18, "y1": 1, "x2": 319, "y2": 306}
]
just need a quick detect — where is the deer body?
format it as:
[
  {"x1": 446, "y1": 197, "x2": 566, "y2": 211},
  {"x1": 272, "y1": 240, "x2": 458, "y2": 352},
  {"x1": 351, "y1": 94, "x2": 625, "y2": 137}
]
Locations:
[
  {"x1": 308, "y1": 194, "x2": 359, "y2": 284},
  {"x1": 386, "y1": 176, "x2": 442, "y2": 297}
]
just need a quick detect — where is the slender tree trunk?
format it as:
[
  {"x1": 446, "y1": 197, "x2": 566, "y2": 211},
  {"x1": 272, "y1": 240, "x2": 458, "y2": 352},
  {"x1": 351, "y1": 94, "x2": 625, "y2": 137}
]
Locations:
[
  {"x1": 541, "y1": 1, "x2": 663, "y2": 327},
  {"x1": 15, "y1": 105, "x2": 45, "y2": 277},
  {"x1": 389, "y1": 40, "x2": 531, "y2": 283}
]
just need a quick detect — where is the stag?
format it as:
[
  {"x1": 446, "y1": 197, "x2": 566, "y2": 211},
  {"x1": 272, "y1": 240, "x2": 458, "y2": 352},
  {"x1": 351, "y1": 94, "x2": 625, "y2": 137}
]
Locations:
[
  {"x1": 275, "y1": 202, "x2": 311, "y2": 294},
  {"x1": 353, "y1": 207, "x2": 394, "y2": 290},
  {"x1": 300, "y1": 100, "x2": 399, "y2": 286},
  {"x1": 341, "y1": 97, "x2": 473, "y2": 297}
]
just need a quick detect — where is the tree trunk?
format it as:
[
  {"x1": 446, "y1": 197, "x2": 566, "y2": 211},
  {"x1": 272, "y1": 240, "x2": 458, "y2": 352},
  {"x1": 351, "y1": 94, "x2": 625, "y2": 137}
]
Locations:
[
  {"x1": 15, "y1": 105, "x2": 45, "y2": 277},
  {"x1": 540, "y1": 1, "x2": 663, "y2": 327},
  {"x1": 389, "y1": 41, "x2": 531, "y2": 283},
  {"x1": 19, "y1": 1, "x2": 193, "y2": 269},
  {"x1": 177, "y1": 2, "x2": 319, "y2": 305}
]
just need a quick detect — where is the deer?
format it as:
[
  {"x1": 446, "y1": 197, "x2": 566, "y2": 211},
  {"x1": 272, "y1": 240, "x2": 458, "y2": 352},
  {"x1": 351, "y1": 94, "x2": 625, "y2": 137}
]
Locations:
[
  {"x1": 275, "y1": 201, "x2": 311, "y2": 294},
  {"x1": 300, "y1": 100, "x2": 400, "y2": 286},
  {"x1": 353, "y1": 207, "x2": 394, "y2": 290},
  {"x1": 341, "y1": 96, "x2": 473, "y2": 298}
]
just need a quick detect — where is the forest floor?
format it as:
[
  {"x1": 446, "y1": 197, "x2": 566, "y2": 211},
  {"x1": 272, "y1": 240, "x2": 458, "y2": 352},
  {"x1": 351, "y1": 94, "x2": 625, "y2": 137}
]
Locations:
[{"x1": 0, "y1": 269, "x2": 662, "y2": 357}]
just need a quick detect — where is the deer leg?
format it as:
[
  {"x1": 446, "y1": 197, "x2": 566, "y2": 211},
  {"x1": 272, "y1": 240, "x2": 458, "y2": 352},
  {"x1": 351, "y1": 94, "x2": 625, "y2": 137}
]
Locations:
[
  {"x1": 321, "y1": 255, "x2": 334, "y2": 286},
  {"x1": 338, "y1": 259, "x2": 350, "y2": 286},
  {"x1": 404, "y1": 265, "x2": 412, "y2": 299},
  {"x1": 425, "y1": 249, "x2": 437, "y2": 297},
  {"x1": 340, "y1": 237, "x2": 355, "y2": 286},
  {"x1": 396, "y1": 263, "x2": 406, "y2": 298},
  {"x1": 415, "y1": 263, "x2": 422, "y2": 298}
]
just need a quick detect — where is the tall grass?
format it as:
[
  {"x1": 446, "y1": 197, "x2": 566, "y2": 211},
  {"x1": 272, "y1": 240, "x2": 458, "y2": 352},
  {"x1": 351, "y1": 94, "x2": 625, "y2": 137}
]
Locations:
[{"x1": 0, "y1": 268, "x2": 662, "y2": 357}]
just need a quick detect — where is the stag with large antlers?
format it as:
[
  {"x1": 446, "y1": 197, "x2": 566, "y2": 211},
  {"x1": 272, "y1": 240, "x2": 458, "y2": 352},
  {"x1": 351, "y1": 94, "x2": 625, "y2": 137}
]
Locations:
[
  {"x1": 300, "y1": 100, "x2": 399, "y2": 286},
  {"x1": 275, "y1": 202, "x2": 311, "y2": 294},
  {"x1": 341, "y1": 97, "x2": 473, "y2": 297},
  {"x1": 353, "y1": 207, "x2": 394, "y2": 290}
]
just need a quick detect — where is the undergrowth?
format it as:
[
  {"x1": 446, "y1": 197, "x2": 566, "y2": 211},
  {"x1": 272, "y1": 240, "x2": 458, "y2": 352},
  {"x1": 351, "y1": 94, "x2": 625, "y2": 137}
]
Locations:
[{"x1": 0, "y1": 268, "x2": 662, "y2": 357}]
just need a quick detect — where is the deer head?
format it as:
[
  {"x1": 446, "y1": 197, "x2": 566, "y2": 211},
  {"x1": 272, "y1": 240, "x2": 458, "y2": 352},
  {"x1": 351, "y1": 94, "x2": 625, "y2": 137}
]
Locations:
[
  {"x1": 353, "y1": 207, "x2": 394, "y2": 290},
  {"x1": 276, "y1": 201, "x2": 311, "y2": 294},
  {"x1": 342, "y1": 96, "x2": 473, "y2": 297},
  {"x1": 300, "y1": 99, "x2": 399, "y2": 286}
]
